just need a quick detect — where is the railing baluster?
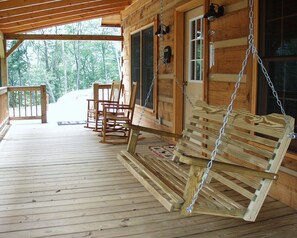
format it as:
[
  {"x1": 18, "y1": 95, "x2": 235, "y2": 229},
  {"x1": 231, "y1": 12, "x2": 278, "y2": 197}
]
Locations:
[
  {"x1": 24, "y1": 91, "x2": 27, "y2": 117},
  {"x1": 12, "y1": 91, "x2": 15, "y2": 117},
  {"x1": 30, "y1": 91, "x2": 33, "y2": 116},
  {"x1": 35, "y1": 90, "x2": 38, "y2": 116},
  {"x1": 18, "y1": 91, "x2": 21, "y2": 117}
]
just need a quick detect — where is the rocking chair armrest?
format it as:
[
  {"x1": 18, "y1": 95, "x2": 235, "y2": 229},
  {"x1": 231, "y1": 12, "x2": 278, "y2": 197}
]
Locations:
[
  {"x1": 87, "y1": 99, "x2": 116, "y2": 104},
  {"x1": 179, "y1": 154, "x2": 278, "y2": 180},
  {"x1": 86, "y1": 99, "x2": 95, "y2": 102},
  {"x1": 101, "y1": 101, "x2": 121, "y2": 106},
  {"x1": 123, "y1": 124, "x2": 182, "y2": 139}
]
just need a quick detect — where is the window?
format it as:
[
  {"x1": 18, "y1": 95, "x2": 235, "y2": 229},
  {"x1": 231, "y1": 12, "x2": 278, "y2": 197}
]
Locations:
[
  {"x1": 258, "y1": 0, "x2": 297, "y2": 152},
  {"x1": 131, "y1": 26, "x2": 154, "y2": 109},
  {"x1": 189, "y1": 17, "x2": 203, "y2": 81}
]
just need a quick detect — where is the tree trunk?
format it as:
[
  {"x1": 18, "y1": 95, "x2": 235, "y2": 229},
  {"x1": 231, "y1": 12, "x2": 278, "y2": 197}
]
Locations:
[
  {"x1": 62, "y1": 41, "x2": 67, "y2": 94},
  {"x1": 114, "y1": 45, "x2": 121, "y2": 80},
  {"x1": 75, "y1": 40, "x2": 81, "y2": 90},
  {"x1": 101, "y1": 43, "x2": 107, "y2": 83},
  {"x1": 43, "y1": 40, "x2": 56, "y2": 103}
]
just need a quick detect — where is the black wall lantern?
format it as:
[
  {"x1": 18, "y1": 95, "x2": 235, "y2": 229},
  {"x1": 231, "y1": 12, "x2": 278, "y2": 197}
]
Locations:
[
  {"x1": 155, "y1": 24, "x2": 170, "y2": 37},
  {"x1": 204, "y1": 3, "x2": 224, "y2": 21}
]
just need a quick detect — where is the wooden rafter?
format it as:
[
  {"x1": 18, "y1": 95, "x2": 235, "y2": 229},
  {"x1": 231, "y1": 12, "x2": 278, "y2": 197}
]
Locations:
[
  {"x1": 0, "y1": 0, "x2": 131, "y2": 34},
  {"x1": 0, "y1": 0, "x2": 126, "y2": 25},
  {"x1": 3, "y1": 11, "x2": 122, "y2": 34},
  {"x1": 1, "y1": 7, "x2": 125, "y2": 32},
  {"x1": 0, "y1": 31, "x2": 4, "y2": 58}
]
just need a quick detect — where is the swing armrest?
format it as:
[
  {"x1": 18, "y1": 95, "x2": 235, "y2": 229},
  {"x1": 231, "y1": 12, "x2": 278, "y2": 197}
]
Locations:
[
  {"x1": 179, "y1": 154, "x2": 278, "y2": 180},
  {"x1": 123, "y1": 124, "x2": 182, "y2": 139}
]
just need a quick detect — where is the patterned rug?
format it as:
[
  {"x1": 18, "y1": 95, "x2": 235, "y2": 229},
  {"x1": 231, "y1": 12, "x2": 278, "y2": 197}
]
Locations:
[{"x1": 149, "y1": 145, "x2": 175, "y2": 160}]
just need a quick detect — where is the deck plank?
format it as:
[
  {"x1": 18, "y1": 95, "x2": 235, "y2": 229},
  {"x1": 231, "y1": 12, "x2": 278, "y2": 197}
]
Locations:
[{"x1": 0, "y1": 122, "x2": 296, "y2": 237}]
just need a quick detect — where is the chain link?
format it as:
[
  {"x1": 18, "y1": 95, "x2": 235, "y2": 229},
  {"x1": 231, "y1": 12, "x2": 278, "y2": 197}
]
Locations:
[
  {"x1": 186, "y1": 0, "x2": 296, "y2": 214},
  {"x1": 253, "y1": 49, "x2": 296, "y2": 139}
]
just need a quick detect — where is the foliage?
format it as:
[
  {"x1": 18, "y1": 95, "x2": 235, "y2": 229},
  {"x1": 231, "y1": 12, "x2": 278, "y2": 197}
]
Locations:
[{"x1": 7, "y1": 19, "x2": 122, "y2": 103}]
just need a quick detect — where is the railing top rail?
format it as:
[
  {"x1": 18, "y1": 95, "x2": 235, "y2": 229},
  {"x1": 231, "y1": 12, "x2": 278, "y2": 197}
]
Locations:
[{"x1": 7, "y1": 85, "x2": 43, "y2": 92}]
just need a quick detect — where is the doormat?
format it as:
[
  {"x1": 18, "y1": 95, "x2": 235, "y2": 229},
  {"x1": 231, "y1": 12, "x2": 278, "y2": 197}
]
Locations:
[
  {"x1": 149, "y1": 145, "x2": 175, "y2": 160},
  {"x1": 57, "y1": 120, "x2": 86, "y2": 126}
]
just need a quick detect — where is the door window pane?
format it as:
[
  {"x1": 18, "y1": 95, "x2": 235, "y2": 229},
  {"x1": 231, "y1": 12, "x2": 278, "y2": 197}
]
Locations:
[{"x1": 189, "y1": 17, "x2": 203, "y2": 81}]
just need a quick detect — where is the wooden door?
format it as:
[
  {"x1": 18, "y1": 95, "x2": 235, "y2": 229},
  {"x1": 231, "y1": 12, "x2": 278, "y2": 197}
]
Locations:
[{"x1": 184, "y1": 7, "x2": 204, "y2": 126}]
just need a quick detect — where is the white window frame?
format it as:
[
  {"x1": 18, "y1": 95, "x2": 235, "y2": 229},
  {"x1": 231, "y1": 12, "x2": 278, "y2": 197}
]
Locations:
[{"x1": 188, "y1": 16, "x2": 204, "y2": 82}]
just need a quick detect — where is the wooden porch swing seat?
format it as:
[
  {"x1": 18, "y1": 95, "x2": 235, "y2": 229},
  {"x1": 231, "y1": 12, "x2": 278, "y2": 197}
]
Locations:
[{"x1": 117, "y1": 100, "x2": 295, "y2": 221}]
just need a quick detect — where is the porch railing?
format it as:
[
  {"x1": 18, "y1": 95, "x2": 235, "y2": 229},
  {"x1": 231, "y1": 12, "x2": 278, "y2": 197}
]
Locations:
[
  {"x1": 0, "y1": 87, "x2": 9, "y2": 132},
  {"x1": 7, "y1": 85, "x2": 47, "y2": 123}
]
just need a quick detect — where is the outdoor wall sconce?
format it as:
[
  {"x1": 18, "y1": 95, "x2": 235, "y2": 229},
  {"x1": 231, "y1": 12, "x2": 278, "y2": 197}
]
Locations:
[
  {"x1": 155, "y1": 24, "x2": 170, "y2": 37},
  {"x1": 204, "y1": 3, "x2": 224, "y2": 21}
]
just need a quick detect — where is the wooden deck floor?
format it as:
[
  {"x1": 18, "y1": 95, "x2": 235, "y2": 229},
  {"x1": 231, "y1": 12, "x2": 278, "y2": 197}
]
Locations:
[{"x1": 0, "y1": 122, "x2": 296, "y2": 238}]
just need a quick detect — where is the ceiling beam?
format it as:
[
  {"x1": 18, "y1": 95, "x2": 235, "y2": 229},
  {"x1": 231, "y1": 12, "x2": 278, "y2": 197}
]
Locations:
[{"x1": 5, "y1": 34, "x2": 123, "y2": 41}]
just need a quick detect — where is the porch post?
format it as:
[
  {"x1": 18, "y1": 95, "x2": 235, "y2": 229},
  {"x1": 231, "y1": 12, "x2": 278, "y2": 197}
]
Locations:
[
  {"x1": 0, "y1": 32, "x2": 8, "y2": 87},
  {"x1": 40, "y1": 84, "x2": 47, "y2": 123}
]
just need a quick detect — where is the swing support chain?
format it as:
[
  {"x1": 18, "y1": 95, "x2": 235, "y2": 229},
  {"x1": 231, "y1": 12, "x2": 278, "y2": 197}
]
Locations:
[{"x1": 186, "y1": 0, "x2": 296, "y2": 214}]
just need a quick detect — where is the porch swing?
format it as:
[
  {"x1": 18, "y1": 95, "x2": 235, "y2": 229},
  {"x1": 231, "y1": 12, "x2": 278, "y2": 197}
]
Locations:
[{"x1": 117, "y1": 0, "x2": 296, "y2": 222}]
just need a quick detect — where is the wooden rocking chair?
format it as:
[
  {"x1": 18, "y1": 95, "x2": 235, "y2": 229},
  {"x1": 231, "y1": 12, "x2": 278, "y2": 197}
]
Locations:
[
  {"x1": 117, "y1": 100, "x2": 295, "y2": 221},
  {"x1": 85, "y1": 80, "x2": 123, "y2": 131},
  {"x1": 100, "y1": 81, "x2": 137, "y2": 144}
]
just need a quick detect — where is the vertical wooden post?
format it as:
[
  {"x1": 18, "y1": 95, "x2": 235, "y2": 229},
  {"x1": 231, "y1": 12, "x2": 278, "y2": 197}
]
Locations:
[
  {"x1": 180, "y1": 165, "x2": 204, "y2": 215},
  {"x1": 127, "y1": 129, "x2": 140, "y2": 154},
  {"x1": 173, "y1": 10, "x2": 184, "y2": 135},
  {"x1": 0, "y1": 32, "x2": 8, "y2": 87},
  {"x1": 40, "y1": 84, "x2": 47, "y2": 123},
  {"x1": 1, "y1": 49, "x2": 8, "y2": 87}
]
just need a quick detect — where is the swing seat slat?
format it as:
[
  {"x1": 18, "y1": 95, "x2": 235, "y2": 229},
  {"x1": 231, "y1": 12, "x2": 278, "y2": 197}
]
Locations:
[{"x1": 117, "y1": 101, "x2": 295, "y2": 221}]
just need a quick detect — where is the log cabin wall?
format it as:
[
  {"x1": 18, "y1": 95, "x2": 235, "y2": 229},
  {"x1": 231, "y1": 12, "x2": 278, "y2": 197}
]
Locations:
[
  {"x1": 121, "y1": 0, "x2": 252, "y2": 130},
  {"x1": 208, "y1": 0, "x2": 297, "y2": 211},
  {"x1": 121, "y1": 0, "x2": 297, "y2": 210},
  {"x1": 206, "y1": 0, "x2": 251, "y2": 109},
  {"x1": 122, "y1": 0, "x2": 193, "y2": 132}
]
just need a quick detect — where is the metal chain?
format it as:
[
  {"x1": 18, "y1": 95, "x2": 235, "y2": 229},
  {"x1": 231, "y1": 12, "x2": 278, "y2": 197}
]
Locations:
[
  {"x1": 186, "y1": 43, "x2": 253, "y2": 213},
  {"x1": 175, "y1": 79, "x2": 195, "y2": 109},
  {"x1": 137, "y1": 60, "x2": 163, "y2": 125},
  {"x1": 253, "y1": 50, "x2": 296, "y2": 139},
  {"x1": 186, "y1": 0, "x2": 296, "y2": 214}
]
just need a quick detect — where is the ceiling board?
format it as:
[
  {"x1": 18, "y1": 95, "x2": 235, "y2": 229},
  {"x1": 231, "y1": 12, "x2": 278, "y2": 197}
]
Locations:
[{"x1": 0, "y1": 0, "x2": 131, "y2": 34}]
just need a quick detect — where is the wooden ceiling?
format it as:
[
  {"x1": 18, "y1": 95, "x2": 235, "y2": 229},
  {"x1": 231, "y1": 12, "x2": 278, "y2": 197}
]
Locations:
[{"x1": 0, "y1": 0, "x2": 131, "y2": 34}]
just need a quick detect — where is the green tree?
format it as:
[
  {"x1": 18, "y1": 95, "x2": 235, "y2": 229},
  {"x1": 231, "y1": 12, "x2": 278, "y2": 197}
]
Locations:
[{"x1": 7, "y1": 19, "x2": 122, "y2": 103}]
